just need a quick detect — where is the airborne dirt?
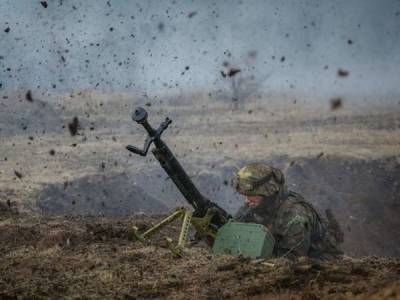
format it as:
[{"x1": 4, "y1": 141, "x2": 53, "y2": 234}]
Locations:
[{"x1": 0, "y1": 93, "x2": 400, "y2": 298}]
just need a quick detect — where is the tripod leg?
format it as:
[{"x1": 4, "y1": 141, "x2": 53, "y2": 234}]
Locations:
[
  {"x1": 178, "y1": 209, "x2": 192, "y2": 248},
  {"x1": 141, "y1": 207, "x2": 185, "y2": 238}
]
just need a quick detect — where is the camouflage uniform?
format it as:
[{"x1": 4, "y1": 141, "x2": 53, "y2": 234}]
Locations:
[{"x1": 233, "y1": 163, "x2": 343, "y2": 260}]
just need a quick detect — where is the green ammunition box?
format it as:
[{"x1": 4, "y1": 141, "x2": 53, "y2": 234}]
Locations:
[{"x1": 212, "y1": 220, "x2": 275, "y2": 259}]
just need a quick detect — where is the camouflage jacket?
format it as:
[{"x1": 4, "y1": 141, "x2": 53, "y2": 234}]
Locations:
[{"x1": 235, "y1": 191, "x2": 343, "y2": 260}]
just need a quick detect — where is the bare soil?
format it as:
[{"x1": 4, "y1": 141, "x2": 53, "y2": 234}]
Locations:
[
  {"x1": 1, "y1": 92, "x2": 400, "y2": 298},
  {"x1": 1, "y1": 208, "x2": 399, "y2": 299}
]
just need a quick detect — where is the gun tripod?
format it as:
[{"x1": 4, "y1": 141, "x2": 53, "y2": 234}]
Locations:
[
  {"x1": 126, "y1": 107, "x2": 230, "y2": 255},
  {"x1": 132, "y1": 207, "x2": 216, "y2": 257}
]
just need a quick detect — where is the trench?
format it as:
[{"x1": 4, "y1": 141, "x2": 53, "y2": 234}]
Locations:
[{"x1": 37, "y1": 155, "x2": 400, "y2": 257}]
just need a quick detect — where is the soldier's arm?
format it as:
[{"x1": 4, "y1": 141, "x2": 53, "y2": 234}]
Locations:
[{"x1": 274, "y1": 206, "x2": 312, "y2": 259}]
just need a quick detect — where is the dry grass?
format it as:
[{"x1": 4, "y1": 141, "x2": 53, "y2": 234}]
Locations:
[{"x1": 1, "y1": 93, "x2": 399, "y2": 209}]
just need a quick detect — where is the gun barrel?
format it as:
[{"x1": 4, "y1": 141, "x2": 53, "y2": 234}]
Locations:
[
  {"x1": 152, "y1": 141, "x2": 208, "y2": 213},
  {"x1": 128, "y1": 107, "x2": 230, "y2": 225}
]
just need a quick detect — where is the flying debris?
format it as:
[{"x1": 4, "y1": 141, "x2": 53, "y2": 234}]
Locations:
[
  {"x1": 14, "y1": 170, "x2": 23, "y2": 179},
  {"x1": 188, "y1": 11, "x2": 198, "y2": 18},
  {"x1": 337, "y1": 68, "x2": 349, "y2": 77},
  {"x1": 68, "y1": 117, "x2": 80, "y2": 136},
  {"x1": 330, "y1": 97, "x2": 343, "y2": 110},
  {"x1": 221, "y1": 68, "x2": 241, "y2": 78},
  {"x1": 25, "y1": 90, "x2": 34, "y2": 102}
]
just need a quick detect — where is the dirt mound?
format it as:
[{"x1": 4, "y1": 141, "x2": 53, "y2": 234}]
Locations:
[
  {"x1": 280, "y1": 155, "x2": 400, "y2": 257},
  {"x1": 0, "y1": 213, "x2": 399, "y2": 299},
  {"x1": 171, "y1": 155, "x2": 400, "y2": 258},
  {"x1": 0, "y1": 200, "x2": 18, "y2": 216},
  {"x1": 37, "y1": 172, "x2": 168, "y2": 216},
  {"x1": 0, "y1": 92, "x2": 63, "y2": 137},
  {"x1": 35, "y1": 155, "x2": 400, "y2": 257}
]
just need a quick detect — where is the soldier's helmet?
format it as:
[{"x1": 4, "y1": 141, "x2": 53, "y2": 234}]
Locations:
[{"x1": 233, "y1": 163, "x2": 285, "y2": 197}]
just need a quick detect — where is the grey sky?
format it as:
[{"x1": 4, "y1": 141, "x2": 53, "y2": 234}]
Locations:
[{"x1": 1, "y1": 0, "x2": 399, "y2": 98}]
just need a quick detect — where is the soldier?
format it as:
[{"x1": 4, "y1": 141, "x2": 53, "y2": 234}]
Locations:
[{"x1": 233, "y1": 163, "x2": 343, "y2": 260}]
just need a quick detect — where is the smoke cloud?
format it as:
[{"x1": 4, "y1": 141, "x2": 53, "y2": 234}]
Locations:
[{"x1": 0, "y1": 0, "x2": 399, "y2": 102}]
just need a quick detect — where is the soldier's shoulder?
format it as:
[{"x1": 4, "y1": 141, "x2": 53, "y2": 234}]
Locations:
[
  {"x1": 287, "y1": 191, "x2": 307, "y2": 202},
  {"x1": 274, "y1": 197, "x2": 312, "y2": 234},
  {"x1": 281, "y1": 192, "x2": 305, "y2": 208},
  {"x1": 278, "y1": 192, "x2": 313, "y2": 216}
]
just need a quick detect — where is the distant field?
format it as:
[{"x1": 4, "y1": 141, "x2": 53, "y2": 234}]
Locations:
[
  {"x1": 1, "y1": 92, "x2": 399, "y2": 201},
  {"x1": 0, "y1": 92, "x2": 399, "y2": 257}
]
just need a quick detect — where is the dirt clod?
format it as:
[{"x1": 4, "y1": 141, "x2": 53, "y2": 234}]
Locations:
[
  {"x1": 330, "y1": 97, "x2": 343, "y2": 110},
  {"x1": 188, "y1": 11, "x2": 198, "y2": 18},
  {"x1": 14, "y1": 170, "x2": 23, "y2": 179},
  {"x1": 67, "y1": 116, "x2": 80, "y2": 136},
  {"x1": 0, "y1": 214, "x2": 398, "y2": 299},
  {"x1": 25, "y1": 90, "x2": 34, "y2": 102},
  {"x1": 337, "y1": 68, "x2": 349, "y2": 77},
  {"x1": 221, "y1": 68, "x2": 241, "y2": 78}
]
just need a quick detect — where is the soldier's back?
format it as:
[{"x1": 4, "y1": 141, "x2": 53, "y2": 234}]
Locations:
[{"x1": 274, "y1": 192, "x2": 343, "y2": 259}]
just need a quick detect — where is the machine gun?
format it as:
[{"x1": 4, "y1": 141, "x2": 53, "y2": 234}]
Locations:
[{"x1": 126, "y1": 107, "x2": 231, "y2": 253}]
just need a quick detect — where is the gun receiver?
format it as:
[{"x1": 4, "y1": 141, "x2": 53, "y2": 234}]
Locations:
[{"x1": 126, "y1": 107, "x2": 230, "y2": 233}]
